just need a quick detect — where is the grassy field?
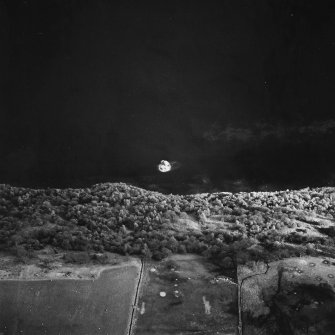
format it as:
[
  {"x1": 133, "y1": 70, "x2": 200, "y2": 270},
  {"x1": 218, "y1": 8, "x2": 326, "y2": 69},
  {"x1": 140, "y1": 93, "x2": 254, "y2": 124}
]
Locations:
[
  {"x1": 0, "y1": 264, "x2": 140, "y2": 335},
  {"x1": 239, "y1": 256, "x2": 335, "y2": 334},
  {"x1": 134, "y1": 255, "x2": 238, "y2": 335}
]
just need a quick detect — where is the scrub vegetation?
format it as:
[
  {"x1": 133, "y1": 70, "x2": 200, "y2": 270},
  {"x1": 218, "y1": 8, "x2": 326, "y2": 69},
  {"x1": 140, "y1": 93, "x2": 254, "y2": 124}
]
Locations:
[{"x1": 0, "y1": 183, "x2": 335, "y2": 263}]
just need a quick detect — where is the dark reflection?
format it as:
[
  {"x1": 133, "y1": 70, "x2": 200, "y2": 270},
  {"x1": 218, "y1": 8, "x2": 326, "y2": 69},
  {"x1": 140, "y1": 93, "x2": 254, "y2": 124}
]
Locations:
[{"x1": 245, "y1": 283, "x2": 335, "y2": 335}]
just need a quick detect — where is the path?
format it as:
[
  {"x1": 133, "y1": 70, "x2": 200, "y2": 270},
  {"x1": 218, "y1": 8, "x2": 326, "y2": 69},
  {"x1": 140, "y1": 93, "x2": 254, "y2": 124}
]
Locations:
[
  {"x1": 237, "y1": 262, "x2": 270, "y2": 335},
  {"x1": 128, "y1": 258, "x2": 144, "y2": 335}
]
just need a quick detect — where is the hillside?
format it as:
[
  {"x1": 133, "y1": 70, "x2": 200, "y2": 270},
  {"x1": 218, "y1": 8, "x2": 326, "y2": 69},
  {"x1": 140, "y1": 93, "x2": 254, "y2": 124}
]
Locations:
[{"x1": 1, "y1": 183, "x2": 335, "y2": 262}]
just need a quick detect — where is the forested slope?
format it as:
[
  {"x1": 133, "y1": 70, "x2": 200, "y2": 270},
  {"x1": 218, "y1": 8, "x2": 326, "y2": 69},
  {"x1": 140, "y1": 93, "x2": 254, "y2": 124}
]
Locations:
[{"x1": 1, "y1": 183, "x2": 334, "y2": 261}]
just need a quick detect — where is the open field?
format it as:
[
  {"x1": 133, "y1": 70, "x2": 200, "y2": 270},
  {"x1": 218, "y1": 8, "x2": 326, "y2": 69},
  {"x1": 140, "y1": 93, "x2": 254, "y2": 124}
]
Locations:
[
  {"x1": 0, "y1": 262, "x2": 141, "y2": 335},
  {"x1": 134, "y1": 255, "x2": 238, "y2": 335},
  {"x1": 239, "y1": 256, "x2": 335, "y2": 334}
]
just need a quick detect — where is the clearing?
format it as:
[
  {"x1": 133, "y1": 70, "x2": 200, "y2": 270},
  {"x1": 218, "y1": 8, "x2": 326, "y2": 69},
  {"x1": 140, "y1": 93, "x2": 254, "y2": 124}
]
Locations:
[{"x1": 134, "y1": 254, "x2": 238, "y2": 335}]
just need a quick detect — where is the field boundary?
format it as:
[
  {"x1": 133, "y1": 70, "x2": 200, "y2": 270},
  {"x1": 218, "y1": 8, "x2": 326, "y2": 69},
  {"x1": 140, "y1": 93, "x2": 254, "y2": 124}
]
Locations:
[
  {"x1": 128, "y1": 258, "x2": 144, "y2": 335},
  {"x1": 238, "y1": 262, "x2": 270, "y2": 335},
  {"x1": 0, "y1": 260, "x2": 141, "y2": 282}
]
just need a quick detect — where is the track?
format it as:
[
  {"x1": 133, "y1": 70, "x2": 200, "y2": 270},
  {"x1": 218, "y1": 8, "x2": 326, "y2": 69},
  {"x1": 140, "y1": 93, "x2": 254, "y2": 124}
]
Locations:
[
  {"x1": 237, "y1": 262, "x2": 270, "y2": 335},
  {"x1": 127, "y1": 258, "x2": 145, "y2": 335}
]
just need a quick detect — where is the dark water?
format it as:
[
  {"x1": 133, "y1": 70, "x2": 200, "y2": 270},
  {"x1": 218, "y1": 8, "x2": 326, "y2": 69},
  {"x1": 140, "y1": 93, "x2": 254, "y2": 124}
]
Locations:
[{"x1": 1, "y1": 1, "x2": 335, "y2": 194}]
